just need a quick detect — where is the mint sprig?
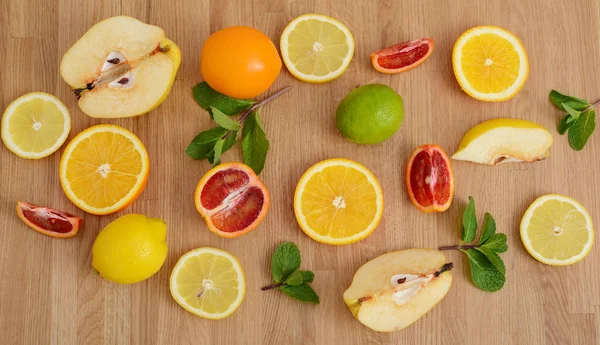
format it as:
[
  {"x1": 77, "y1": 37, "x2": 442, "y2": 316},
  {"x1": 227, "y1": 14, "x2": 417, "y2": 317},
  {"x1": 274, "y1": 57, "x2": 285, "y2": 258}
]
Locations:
[
  {"x1": 439, "y1": 196, "x2": 508, "y2": 292},
  {"x1": 262, "y1": 242, "x2": 319, "y2": 304},
  {"x1": 186, "y1": 82, "x2": 291, "y2": 174},
  {"x1": 549, "y1": 90, "x2": 598, "y2": 150}
]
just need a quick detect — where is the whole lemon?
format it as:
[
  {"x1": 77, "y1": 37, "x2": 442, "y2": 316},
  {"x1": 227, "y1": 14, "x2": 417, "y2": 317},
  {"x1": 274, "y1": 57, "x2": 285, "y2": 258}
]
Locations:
[
  {"x1": 336, "y1": 84, "x2": 404, "y2": 144},
  {"x1": 200, "y1": 26, "x2": 282, "y2": 99},
  {"x1": 92, "y1": 214, "x2": 168, "y2": 284}
]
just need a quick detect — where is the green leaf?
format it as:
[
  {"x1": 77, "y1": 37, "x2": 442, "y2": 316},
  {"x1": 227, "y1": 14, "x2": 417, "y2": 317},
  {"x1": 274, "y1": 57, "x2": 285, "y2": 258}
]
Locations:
[
  {"x1": 279, "y1": 284, "x2": 320, "y2": 304},
  {"x1": 211, "y1": 107, "x2": 241, "y2": 130},
  {"x1": 549, "y1": 90, "x2": 589, "y2": 111},
  {"x1": 300, "y1": 270, "x2": 314, "y2": 283},
  {"x1": 557, "y1": 115, "x2": 573, "y2": 135},
  {"x1": 481, "y1": 233, "x2": 508, "y2": 253},
  {"x1": 285, "y1": 269, "x2": 304, "y2": 286},
  {"x1": 562, "y1": 103, "x2": 582, "y2": 121},
  {"x1": 185, "y1": 126, "x2": 227, "y2": 160},
  {"x1": 463, "y1": 249, "x2": 505, "y2": 292},
  {"x1": 241, "y1": 111, "x2": 269, "y2": 175},
  {"x1": 477, "y1": 212, "x2": 496, "y2": 245},
  {"x1": 271, "y1": 242, "x2": 301, "y2": 283},
  {"x1": 568, "y1": 110, "x2": 596, "y2": 151},
  {"x1": 208, "y1": 139, "x2": 224, "y2": 166},
  {"x1": 475, "y1": 247, "x2": 506, "y2": 275},
  {"x1": 192, "y1": 82, "x2": 255, "y2": 116},
  {"x1": 462, "y1": 196, "x2": 477, "y2": 243}
]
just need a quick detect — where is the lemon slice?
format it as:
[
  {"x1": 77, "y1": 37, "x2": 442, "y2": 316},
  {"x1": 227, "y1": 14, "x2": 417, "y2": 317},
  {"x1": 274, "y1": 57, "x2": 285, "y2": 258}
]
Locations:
[
  {"x1": 520, "y1": 194, "x2": 594, "y2": 266},
  {"x1": 280, "y1": 14, "x2": 354, "y2": 83},
  {"x1": 452, "y1": 26, "x2": 529, "y2": 101},
  {"x1": 294, "y1": 158, "x2": 384, "y2": 245},
  {"x1": 170, "y1": 247, "x2": 245, "y2": 320},
  {"x1": 1, "y1": 92, "x2": 70, "y2": 159}
]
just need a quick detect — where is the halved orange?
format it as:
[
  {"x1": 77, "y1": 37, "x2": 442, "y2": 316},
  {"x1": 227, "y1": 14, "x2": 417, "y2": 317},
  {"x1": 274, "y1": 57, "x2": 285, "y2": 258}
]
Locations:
[
  {"x1": 59, "y1": 124, "x2": 149, "y2": 215},
  {"x1": 294, "y1": 158, "x2": 384, "y2": 245},
  {"x1": 195, "y1": 163, "x2": 270, "y2": 238},
  {"x1": 406, "y1": 144, "x2": 454, "y2": 212},
  {"x1": 16, "y1": 201, "x2": 82, "y2": 238},
  {"x1": 371, "y1": 38, "x2": 434, "y2": 74}
]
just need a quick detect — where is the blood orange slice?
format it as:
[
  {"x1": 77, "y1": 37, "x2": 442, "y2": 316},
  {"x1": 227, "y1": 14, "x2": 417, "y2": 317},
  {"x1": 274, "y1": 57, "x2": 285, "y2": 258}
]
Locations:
[
  {"x1": 195, "y1": 163, "x2": 270, "y2": 238},
  {"x1": 16, "y1": 201, "x2": 82, "y2": 238},
  {"x1": 405, "y1": 145, "x2": 454, "y2": 213},
  {"x1": 371, "y1": 38, "x2": 434, "y2": 74}
]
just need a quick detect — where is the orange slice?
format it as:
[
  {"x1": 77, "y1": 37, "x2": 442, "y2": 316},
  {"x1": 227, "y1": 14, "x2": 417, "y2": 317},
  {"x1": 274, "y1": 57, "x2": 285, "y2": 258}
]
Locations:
[
  {"x1": 59, "y1": 124, "x2": 149, "y2": 215},
  {"x1": 294, "y1": 158, "x2": 384, "y2": 245},
  {"x1": 370, "y1": 38, "x2": 434, "y2": 74},
  {"x1": 16, "y1": 201, "x2": 82, "y2": 238},
  {"x1": 406, "y1": 144, "x2": 454, "y2": 212}
]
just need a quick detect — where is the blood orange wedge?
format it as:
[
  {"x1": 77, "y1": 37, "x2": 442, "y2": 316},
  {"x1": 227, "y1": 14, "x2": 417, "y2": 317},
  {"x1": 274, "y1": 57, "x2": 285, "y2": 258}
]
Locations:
[
  {"x1": 405, "y1": 145, "x2": 454, "y2": 213},
  {"x1": 370, "y1": 38, "x2": 434, "y2": 74},
  {"x1": 16, "y1": 201, "x2": 82, "y2": 238},
  {"x1": 195, "y1": 163, "x2": 270, "y2": 238}
]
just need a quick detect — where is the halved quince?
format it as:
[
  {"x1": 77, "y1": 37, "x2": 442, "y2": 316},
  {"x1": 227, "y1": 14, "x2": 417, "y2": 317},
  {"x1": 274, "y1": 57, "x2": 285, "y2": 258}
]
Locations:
[
  {"x1": 343, "y1": 249, "x2": 452, "y2": 332},
  {"x1": 60, "y1": 16, "x2": 181, "y2": 118},
  {"x1": 452, "y1": 118, "x2": 553, "y2": 165}
]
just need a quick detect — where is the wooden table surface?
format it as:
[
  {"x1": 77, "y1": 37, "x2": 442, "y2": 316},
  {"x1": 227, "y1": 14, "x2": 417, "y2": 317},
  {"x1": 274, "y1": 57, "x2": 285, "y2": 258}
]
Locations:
[{"x1": 1, "y1": 0, "x2": 600, "y2": 344}]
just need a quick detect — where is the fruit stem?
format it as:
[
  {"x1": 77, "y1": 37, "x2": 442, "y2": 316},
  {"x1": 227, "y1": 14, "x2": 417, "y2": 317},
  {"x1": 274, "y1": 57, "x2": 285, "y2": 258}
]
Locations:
[
  {"x1": 438, "y1": 244, "x2": 477, "y2": 251},
  {"x1": 222, "y1": 85, "x2": 292, "y2": 140},
  {"x1": 261, "y1": 282, "x2": 285, "y2": 291},
  {"x1": 434, "y1": 262, "x2": 454, "y2": 277}
]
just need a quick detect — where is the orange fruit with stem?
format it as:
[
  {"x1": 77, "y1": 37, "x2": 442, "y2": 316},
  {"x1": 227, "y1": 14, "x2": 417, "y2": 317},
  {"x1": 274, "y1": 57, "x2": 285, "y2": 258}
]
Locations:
[{"x1": 200, "y1": 26, "x2": 281, "y2": 99}]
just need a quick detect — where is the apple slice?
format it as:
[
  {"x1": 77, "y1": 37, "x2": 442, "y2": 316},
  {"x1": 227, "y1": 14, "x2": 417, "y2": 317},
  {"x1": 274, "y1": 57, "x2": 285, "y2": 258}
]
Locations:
[
  {"x1": 60, "y1": 16, "x2": 181, "y2": 118},
  {"x1": 452, "y1": 118, "x2": 553, "y2": 165},
  {"x1": 343, "y1": 249, "x2": 452, "y2": 332}
]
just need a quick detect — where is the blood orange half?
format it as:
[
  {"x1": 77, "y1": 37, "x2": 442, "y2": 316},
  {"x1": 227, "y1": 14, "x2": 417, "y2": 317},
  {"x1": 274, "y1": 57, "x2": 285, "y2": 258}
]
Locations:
[
  {"x1": 16, "y1": 201, "x2": 82, "y2": 238},
  {"x1": 195, "y1": 163, "x2": 270, "y2": 238},
  {"x1": 371, "y1": 38, "x2": 434, "y2": 74},
  {"x1": 405, "y1": 145, "x2": 454, "y2": 213}
]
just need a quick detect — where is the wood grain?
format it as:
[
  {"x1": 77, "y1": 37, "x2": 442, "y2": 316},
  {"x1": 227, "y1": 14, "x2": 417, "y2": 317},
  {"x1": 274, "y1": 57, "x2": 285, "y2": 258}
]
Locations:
[{"x1": 1, "y1": 0, "x2": 599, "y2": 344}]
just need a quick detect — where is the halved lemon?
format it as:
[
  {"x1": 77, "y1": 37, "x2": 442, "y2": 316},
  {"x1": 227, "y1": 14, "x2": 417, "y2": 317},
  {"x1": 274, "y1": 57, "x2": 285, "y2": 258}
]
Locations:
[
  {"x1": 280, "y1": 14, "x2": 354, "y2": 83},
  {"x1": 452, "y1": 26, "x2": 529, "y2": 102},
  {"x1": 520, "y1": 194, "x2": 594, "y2": 266},
  {"x1": 170, "y1": 247, "x2": 245, "y2": 320},
  {"x1": 59, "y1": 124, "x2": 149, "y2": 215},
  {"x1": 294, "y1": 158, "x2": 384, "y2": 245},
  {"x1": 1, "y1": 92, "x2": 70, "y2": 159}
]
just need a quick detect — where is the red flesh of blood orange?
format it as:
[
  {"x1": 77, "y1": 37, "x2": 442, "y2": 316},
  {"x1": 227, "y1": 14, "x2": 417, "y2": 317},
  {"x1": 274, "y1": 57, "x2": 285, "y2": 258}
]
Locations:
[
  {"x1": 16, "y1": 201, "x2": 82, "y2": 238},
  {"x1": 371, "y1": 38, "x2": 434, "y2": 74},
  {"x1": 405, "y1": 144, "x2": 454, "y2": 212},
  {"x1": 195, "y1": 163, "x2": 270, "y2": 238}
]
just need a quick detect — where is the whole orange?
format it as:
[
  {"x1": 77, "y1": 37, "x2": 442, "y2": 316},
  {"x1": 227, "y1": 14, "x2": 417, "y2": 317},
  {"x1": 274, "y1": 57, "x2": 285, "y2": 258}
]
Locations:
[{"x1": 200, "y1": 26, "x2": 282, "y2": 99}]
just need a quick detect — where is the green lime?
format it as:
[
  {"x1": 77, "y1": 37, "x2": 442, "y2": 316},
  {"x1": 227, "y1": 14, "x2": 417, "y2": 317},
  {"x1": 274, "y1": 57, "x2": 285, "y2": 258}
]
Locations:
[{"x1": 336, "y1": 84, "x2": 404, "y2": 144}]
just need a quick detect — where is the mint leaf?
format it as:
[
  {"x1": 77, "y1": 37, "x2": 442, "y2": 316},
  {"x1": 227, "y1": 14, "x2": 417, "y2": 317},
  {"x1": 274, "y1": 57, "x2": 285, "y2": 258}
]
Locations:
[
  {"x1": 300, "y1": 270, "x2": 314, "y2": 283},
  {"x1": 279, "y1": 284, "x2": 320, "y2": 304},
  {"x1": 462, "y1": 196, "x2": 477, "y2": 242},
  {"x1": 271, "y1": 242, "x2": 301, "y2": 283},
  {"x1": 562, "y1": 103, "x2": 582, "y2": 120},
  {"x1": 464, "y1": 249, "x2": 505, "y2": 292},
  {"x1": 208, "y1": 139, "x2": 224, "y2": 166},
  {"x1": 477, "y1": 212, "x2": 496, "y2": 245},
  {"x1": 185, "y1": 126, "x2": 227, "y2": 160},
  {"x1": 558, "y1": 115, "x2": 573, "y2": 135},
  {"x1": 568, "y1": 110, "x2": 596, "y2": 151},
  {"x1": 211, "y1": 107, "x2": 241, "y2": 130},
  {"x1": 192, "y1": 82, "x2": 254, "y2": 116},
  {"x1": 285, "y1": 269, "x2": 304, "y2": 286},
  {"x1": 475, "y1": 247, "x2": 506, "y2": 275},
  {"x1": 481, "y1": 233, "x2": 508, "y2": 253},
  {"x1": 241, "y1": 111, "x2": 269, "y2": 175},
  {"x1": 549, "y1": 90, "x2": 589, "y2": 111}
]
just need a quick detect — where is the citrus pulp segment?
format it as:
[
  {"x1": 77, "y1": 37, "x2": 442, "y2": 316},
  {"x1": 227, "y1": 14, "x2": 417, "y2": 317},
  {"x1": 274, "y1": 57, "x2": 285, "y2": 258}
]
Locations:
[
  {"x1": 170, "y1": 247, "x2": 246, "y2": 319},
  {"x1": 1, "y1": 92, "x2": 71, "y2": 159},
  {"x1": 16, "y1": 201, "x2": 82, "y2": 238},
  {"x1": 294, "y1": 158, "x2": 384, "y2": 245},
  {"x1": 520, "y1": 194, "x2": 594, "y2": 266},
  {"x1": 370, "y1": 38, "x2": 434, "y2": 74},
  {"x1": 59, "y1": 124, "x2": 149, "y2": 215},
  {"x1": 452, "y1": 26, "x2": 529, "y2": 101},
  {"x1": 280, "y1": 14, "x2": 354, "y2": 83},
  {"x1": 405, "y1": 145, "x2": 454, "y2": 212}
]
